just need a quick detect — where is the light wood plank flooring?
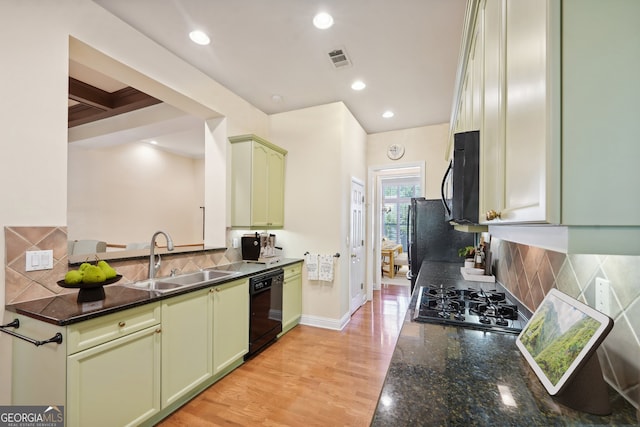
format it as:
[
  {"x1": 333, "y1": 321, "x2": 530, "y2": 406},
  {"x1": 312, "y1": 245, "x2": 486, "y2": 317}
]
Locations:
[{"x1": 157, "y1": 284, "x2": 410, "y2": 426}]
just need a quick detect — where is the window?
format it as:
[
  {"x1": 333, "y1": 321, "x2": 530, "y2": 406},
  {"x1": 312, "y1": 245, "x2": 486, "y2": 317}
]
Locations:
[{"x1": 381, "y1": 176, "x2": 421, "y2": 251}]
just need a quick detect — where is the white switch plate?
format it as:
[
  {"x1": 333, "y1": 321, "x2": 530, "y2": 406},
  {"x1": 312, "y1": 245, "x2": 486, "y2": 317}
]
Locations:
[
  {"x1": 595, "y1": 277, "x2": 610, "y2": 315},
  {"x1": 25, "y1": 250, "x2": 54, "y2": 271}
]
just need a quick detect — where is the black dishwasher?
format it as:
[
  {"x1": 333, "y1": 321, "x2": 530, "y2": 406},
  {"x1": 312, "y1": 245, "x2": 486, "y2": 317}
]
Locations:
[{"x1": 246, "y1": 268, "x2": 283, "y2": 359}]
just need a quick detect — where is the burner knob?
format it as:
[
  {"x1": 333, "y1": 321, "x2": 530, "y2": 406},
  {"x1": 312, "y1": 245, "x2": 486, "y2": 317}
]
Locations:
[{"x1": 496, "y1": 316, "x2": 509, "y2": 327}]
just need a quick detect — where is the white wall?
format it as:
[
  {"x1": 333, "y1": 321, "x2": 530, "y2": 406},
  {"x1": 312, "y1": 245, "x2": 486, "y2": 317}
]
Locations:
[
  {"x1": 0, "y1": 0, "x2": 268, "y2": 404},
  {"x1": 367, "y1": 123, "x2": 450, "y2": 199},
  {"x1": 0, "y1": 2, "x2": 69, "y2": 405},
  {"x1": 269, "y1": 102, "x2": 366, "y2": 328},
  {"x1": 67, "y1": 142, "x2": 204, "y2": 247},
  {"x1": 338, "y1": 107, "x2": 368, "y2": 316}
]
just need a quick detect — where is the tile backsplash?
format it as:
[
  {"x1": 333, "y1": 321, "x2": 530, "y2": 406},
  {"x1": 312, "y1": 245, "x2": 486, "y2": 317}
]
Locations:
[
  {"x1": 490, "y1": 237, "x2": 640, "y2": 410},
  {"x1": 4, "y1": 226, "x2": 241, "y2": 305}
]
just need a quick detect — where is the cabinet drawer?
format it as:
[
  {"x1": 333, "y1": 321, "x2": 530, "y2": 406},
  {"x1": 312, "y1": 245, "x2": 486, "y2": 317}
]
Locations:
[
  {"x1": 283, "y1": 263, "x2": 302, "y2": 279},
  {"x1": 67, "y1": 303, "x2": 161, "y2": 354}
]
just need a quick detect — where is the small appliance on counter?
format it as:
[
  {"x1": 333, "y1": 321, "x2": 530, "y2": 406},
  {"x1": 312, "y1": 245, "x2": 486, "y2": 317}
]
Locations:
[{"x1": 241, "y1": 232, "x2": 282, "y2": 264}]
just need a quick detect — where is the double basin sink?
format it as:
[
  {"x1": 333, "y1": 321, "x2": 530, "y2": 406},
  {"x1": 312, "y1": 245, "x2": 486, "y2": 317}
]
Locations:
[{"x1": 125, "y1": 269, "x2": 240, "y2": 293}]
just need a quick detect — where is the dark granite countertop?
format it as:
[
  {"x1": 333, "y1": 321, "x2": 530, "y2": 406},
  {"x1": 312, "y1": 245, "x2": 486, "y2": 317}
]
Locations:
[
  {"x1": 6, "y1": 259, "x2": 302, "y2": 326},
  {"x1": 371, "y1": 261, "x2": 639, "y2": 426}
]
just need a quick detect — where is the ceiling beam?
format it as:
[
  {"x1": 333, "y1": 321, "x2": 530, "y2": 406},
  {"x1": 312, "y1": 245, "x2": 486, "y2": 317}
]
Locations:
[
  {"x1": 69, "y1": 77, "x2": 112, "y2": 111},
  {"x1": 68, "y1": 78, "x2": 162, "y2": 127}
]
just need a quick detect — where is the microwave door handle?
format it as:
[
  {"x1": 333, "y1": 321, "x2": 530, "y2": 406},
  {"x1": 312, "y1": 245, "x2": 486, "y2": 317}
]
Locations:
[{"x1": 441, "y1": 160, "x2": 453, "y2": 216}]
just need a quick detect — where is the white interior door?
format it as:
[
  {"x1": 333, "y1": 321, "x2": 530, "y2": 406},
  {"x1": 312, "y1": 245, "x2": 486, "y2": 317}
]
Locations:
[{"x1": 350, "y1": 178, "x2": 366, "y2": 314}]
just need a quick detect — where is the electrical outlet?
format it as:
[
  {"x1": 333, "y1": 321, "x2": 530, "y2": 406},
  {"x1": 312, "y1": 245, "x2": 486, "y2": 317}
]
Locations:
[
  {"x1": 25, "y1": 250, "x2": 54, "y2": 271},
  {"x1": 595, "y1": 278, "x2": 610, "y2": 315}
]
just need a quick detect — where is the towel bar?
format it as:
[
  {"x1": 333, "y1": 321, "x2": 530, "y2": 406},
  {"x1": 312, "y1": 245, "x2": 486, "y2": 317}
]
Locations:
[
  {"x1": 304, "y1": 252, "x2": 340, "y2": 258},
  {"x1": 0, "y1": 319, "x2": 63, "y2": 347}
]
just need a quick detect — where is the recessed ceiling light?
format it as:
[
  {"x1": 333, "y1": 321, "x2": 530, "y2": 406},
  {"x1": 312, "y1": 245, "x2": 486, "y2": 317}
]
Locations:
[
  {"x1": 189, "y1": 30, "x2": 210, "y2": 45},
  {"x1": 382, "y1": 111, "x2": 395, "y2": 118},
  {"x1": 149, "y1": 140, "x2": 158, "y2": 145},
  {"x1": 351, "y1": 80, "x2": 366, "y2": 91},
  {"x1": 271, "y1": 95, "x2": 283, "y2": 103},
  {"x1": 313, "y1": 12, "x2": 334, "y2": 29}
]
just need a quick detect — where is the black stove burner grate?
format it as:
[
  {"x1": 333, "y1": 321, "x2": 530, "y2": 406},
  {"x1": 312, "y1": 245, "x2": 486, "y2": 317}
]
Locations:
[{"x1": 413, "y1": 285, "x2": 526, "y2": 334}]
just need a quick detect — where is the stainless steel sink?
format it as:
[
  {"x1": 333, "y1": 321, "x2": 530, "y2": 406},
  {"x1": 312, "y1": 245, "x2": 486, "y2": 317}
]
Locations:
[
  {"x1": 127, "y1": 280, "x2": 184, "y2": 293},
  {"x1": 161, "y1": 269, "x2": 237, "y2": 286},
  {"x1": 125, "y1": 269, "x2": 239, "y2": 293}
]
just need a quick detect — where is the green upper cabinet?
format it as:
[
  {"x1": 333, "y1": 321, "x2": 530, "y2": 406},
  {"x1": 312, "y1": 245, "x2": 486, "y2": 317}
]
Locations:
[
  {"x1": 451, "y1": 0, "x2": 640, "y2": 228},
  {"x1": 453, "y1": 0, "x2": 560, "y2": 224},
  {"x1": 230, "y1": 134, "x2": 287, "y2": 229},
  {"x1": 561, "y1": 0, "x2": 640, "y2": 226}
]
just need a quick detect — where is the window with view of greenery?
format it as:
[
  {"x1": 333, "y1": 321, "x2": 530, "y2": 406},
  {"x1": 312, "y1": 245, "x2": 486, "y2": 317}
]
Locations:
[{"x1": 382, "y1": 176, "x2": 421, "y2": 251}]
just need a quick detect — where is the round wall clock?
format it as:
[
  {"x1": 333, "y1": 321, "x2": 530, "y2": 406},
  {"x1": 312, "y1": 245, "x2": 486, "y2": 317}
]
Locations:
[{"x1": 387, "y1": 144, "x2": 405, "y2": 160}]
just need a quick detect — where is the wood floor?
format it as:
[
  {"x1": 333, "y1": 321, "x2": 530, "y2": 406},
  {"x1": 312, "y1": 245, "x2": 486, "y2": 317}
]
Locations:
[{"x1": 157, "y1": 284, "x2": 410, "y2": 427}]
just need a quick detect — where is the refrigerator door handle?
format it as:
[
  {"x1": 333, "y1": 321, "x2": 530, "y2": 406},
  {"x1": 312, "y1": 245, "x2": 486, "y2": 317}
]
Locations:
[{"x1": 407, "y1": 199, "x2": 416, "y2": 283}]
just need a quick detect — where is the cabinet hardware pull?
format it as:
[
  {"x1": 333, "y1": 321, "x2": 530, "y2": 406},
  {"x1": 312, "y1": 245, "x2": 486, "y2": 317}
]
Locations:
[
  {"x1": 155, "y1": 328, "x2": 162, "y2": 334},
  {"x1": 0, "y1": 319, "x2": 63, "y2": 347},
  {"x1": 118, "y1": 321, "x2": 126, "y2": 327},
  {"x1": 486, "y1": 210, "x2": 502, "y2": 221}
]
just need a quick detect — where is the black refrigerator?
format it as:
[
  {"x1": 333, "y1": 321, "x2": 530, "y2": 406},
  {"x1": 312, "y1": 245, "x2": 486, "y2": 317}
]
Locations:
[{"x1": 408, "y1": 198, "x2": 474, "y2": 292}]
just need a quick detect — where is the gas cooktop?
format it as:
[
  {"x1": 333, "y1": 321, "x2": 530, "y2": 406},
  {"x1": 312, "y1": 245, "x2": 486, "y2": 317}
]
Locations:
[{"x1": 412, "y1": 284, "x2": 528, "y2": 334}]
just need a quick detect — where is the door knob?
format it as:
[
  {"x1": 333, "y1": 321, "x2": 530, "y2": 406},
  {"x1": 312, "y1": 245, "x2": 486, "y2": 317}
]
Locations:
[{"x1": 351, "y1": 254, "x2": 356, "y2": 258}]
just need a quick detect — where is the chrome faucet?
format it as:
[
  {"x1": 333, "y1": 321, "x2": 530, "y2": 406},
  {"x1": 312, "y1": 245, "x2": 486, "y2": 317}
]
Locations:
[{"x1": 149, "y1": 231, "x2": 174, "y2": 279}]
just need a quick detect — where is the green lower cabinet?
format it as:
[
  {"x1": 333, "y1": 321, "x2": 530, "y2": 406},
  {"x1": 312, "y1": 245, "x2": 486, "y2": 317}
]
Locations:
[
  {"x1": 67, "y1": 325, "x2": 162, "y2": 427},
  {"x1": 281, "y1": 263, "x2": 302, "y2": 335},
  {"x1": 10, "y1": 274, "x2": 261, "y2": 426},
  {"x1": 161, "y1": 288, "x2": 213, "y2": 408},
  {"x1": 212, "y1": 278, "x2": 249, "y2": 376}
]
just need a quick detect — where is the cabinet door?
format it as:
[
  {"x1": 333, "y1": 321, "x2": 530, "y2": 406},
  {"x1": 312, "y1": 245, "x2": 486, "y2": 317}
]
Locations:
[
  {"x1": 281, "y1": 273, "x2": 302, "y2": 334},
  {"x1": 67, "y1": 326, "x2": 161, "y2": 427},
  {"x1": 267, "y1": 149, "x2": 285, "y2": 227},
  {"x1": 561, "y1": 0, "x2": 640, "y2": 225},
  {"x1": 161, "y1": 288, "x2": 212, "y2": 408},
  {"x1": 230, "y1": 135, "x2": 287, "y2": 228},
  {"x1": 503, "y1": 0, "x2": 554, "y2": 222},
  {"x1": 212, "y1": 279, "x2": 249, "y2": 374},
  {"x1": 251, "y1": 142, "x2": 270, "y2": 226},
  {"x1": 470, "y1": 13, "x2": 483, "y2": 132},
  {"x1": 480, "y1": 0, "x2": 506, "y2": 221}
]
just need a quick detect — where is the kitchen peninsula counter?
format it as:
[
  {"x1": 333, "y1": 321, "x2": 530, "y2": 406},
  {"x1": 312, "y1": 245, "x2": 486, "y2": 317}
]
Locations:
[
  {"x1": 6, "y1": 259, "x2": 302, "y2": 326},
  {"x1": 371, "y1": 261, "x2": 639, "y2": 426}
]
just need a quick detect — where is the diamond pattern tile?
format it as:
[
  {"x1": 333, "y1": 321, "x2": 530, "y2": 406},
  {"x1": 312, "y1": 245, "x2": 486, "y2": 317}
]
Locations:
[{"x1": 490, "y1": 237, "x2": 640, "y2": 410}]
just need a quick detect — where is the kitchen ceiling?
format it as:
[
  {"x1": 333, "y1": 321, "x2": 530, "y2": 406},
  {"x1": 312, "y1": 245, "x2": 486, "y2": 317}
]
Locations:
[{"x1": 91, "y1": 0, "x2": 467, "y2": 134}]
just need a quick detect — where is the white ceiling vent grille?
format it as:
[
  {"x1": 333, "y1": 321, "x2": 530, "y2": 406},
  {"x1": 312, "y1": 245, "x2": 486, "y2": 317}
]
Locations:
[{"x1": 328, "y1": 48, "x2": 352, "y2": 68}]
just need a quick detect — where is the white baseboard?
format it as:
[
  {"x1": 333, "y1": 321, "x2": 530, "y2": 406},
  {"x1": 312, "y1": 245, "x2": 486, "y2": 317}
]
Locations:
[{"x1": 299, "y1": 312, "x2": 351, "y2": 331}]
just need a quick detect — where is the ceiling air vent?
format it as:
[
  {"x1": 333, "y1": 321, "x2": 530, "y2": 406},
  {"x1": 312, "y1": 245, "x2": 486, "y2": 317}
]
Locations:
[{"x1": 328, "y1": 48, "x2": 352, "y2": 69}]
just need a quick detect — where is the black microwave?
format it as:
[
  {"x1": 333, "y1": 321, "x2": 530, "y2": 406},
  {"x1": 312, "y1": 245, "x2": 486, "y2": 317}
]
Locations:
[{"x1": 441, "y1": 130, "x2": 479, "y2": 225}]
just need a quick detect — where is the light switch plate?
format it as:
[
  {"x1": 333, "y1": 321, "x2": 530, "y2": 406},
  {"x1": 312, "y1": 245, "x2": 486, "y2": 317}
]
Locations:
[{"x1": 25, "y1": 250, "x2": 54, "y2": 271}]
